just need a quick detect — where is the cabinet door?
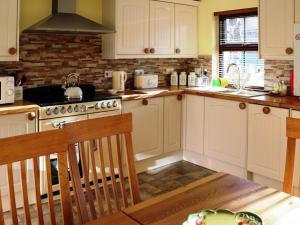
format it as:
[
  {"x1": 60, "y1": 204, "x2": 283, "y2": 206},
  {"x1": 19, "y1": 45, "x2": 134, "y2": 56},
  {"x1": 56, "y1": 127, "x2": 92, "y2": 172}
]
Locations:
[
  {"x1": 149, "y1": 1, "x2": 175, "y2": 55},
  {"x1": 296, "y1": 0, "x2": 300, "y2": 23},
  {"x1": 0, "y1": 0, "x2": 18, "y2": 61},
  {"x1": 185, "y1": 95, "x2": 204, "y2": 154},
  {"x1": 260, "y1": 0, "x2": 294, "y2": 59},
  {"x1": 248, "y1": 104, "x2": 288, "y2": 181},
  {"x1": 116, "y1": 0, "x2": 149, "y2": 55},
  {"x1": 204, "y1": 98, "x2": 247, "y2": 167},
  {"x1": 164, "y1": 95, "x2": 182, "y2": 153},
  {"x1": 123, "y1": 97, "x2": 164, "y2": 161},
  {"x1": 0, "y1": 112, "x2": 36, "y2": 211},
  {"x1": 175, "y1": 4, "x2": 198, "y2": 57}
]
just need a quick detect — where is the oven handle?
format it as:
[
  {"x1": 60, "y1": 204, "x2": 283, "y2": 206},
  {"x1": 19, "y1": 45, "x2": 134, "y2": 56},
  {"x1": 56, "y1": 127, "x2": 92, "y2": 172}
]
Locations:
[{"x1": 52, "y1": 121, "x2": 74, "y2": 129}]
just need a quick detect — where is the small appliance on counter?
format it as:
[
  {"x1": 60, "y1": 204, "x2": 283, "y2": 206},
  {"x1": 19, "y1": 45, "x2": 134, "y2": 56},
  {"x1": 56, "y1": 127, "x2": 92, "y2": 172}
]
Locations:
[
  {"x1": 0, "y1": 76, "x2": 15, "y2": 104},
  {"x1": 134, "y1": 73, "x2": 158, "y2": 89},
  {"x1": 113, "y1": 71, "x2": 127, "y2": 92}
]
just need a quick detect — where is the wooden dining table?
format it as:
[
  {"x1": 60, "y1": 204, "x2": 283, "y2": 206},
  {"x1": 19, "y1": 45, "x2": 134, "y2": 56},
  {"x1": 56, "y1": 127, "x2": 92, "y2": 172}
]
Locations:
[{"x1": 88, "y1": 172, "x2": 300, "y2": 225}]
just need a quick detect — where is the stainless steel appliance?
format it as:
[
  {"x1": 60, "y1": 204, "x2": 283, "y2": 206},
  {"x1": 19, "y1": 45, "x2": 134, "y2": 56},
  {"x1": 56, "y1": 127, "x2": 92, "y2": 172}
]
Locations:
[
  {"x1": 0, "y1": 76, "x2": 15, "y2": 104},
  {"x1": 134, "y1": 74, "x2": 158, "y2": 89},
  {"x1": 24, "y1": 85, "x2": 121, "y2": 194}
]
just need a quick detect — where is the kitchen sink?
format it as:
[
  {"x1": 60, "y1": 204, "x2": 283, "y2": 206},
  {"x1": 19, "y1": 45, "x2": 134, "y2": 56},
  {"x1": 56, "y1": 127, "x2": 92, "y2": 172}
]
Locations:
[{"x1": 187, "y1": 87, "x2": 267, "y2": 97}]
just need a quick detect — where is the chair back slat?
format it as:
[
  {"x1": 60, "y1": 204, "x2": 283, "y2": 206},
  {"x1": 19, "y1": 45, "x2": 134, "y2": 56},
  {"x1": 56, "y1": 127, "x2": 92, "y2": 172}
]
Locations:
[
  {"x1": 0, "y1": 129, "x2": 77, "y2": 225},
  {"x1": 115, "y1": 134, "x2": 128, "y2": 208},
  {"x1": 45, "y1": 155, "x2": 56, "y2": 225},
  {"x1": 87, "y1": 141, "x2": 105, "y2": 216},
  {"x1": 7, "y1": 163, "x2": 18, "y2": 225},
  {"x1": 33, "y1": 157, "x2": 44, "y2": 225},
  {"x1": 20, "y1": 161, "x2": 31, "y2": 225},
  {"x1": 78, "y1": 143, "x2": 97, "y2": 220},
  {"x1": 107, "y1": 136, "x2": 120, "y2": 211},
  {"x1": 284, "y1": 118, "x2": 300, "y2": 196},
  {"x1": 65, "y1": 113, "x2": 140, "y2": 222},
  {"x1": 96, "y1": 139, "x2": 113, "y2": 214}
]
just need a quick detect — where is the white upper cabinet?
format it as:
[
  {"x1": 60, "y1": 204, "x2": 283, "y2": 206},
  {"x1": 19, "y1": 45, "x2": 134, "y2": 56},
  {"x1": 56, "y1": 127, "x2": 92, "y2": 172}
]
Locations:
[
  {"x1": 116, "y1": 0, "x2": 149, "y2": 55},
  {"x1": 150, "y1": 1, "x2": 175, "y2": 55},
  {"x1": 0, "y1": 0, "x2": 19, "y2": 61},
  {"x1": 296, "y1": 0, "x2": 300, "y2": 23},
  {"x1": 247, "y1": 104, "x2": 288, "y2": 181},
  {"x1": 259, "y1": 0, "x2": 294, "y2": 60},
  {"x1": 204, "y1": 98, "x2": 248, "y2": 168},
  {"x1": 102, "y1": 0, "x2": 199, "y2": 59},
  {"x1": 175, "y1": 4, "x2": 198, "y2": 57}
]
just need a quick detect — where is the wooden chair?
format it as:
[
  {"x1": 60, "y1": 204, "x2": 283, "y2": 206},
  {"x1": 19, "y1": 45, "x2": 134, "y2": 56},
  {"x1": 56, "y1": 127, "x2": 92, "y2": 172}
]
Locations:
[
  {"x1": 0, "y1": 128, "x2": 77, "y2": 225},
  {"x1": 283, "y1": 117, "x2": 300, "y2": 195},
  {"x1": 65, "y1": 113, "x2": 141, "y2": 224}
]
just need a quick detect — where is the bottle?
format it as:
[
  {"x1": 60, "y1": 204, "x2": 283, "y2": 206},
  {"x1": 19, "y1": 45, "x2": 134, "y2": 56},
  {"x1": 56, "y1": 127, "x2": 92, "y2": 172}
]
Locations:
[
  {"x1": 170, "y1": 72, "x2": 178, "y2": 86},
  {"x1": 179, "y1": 72, "x2": 187, "y2": 86},
  {"x1": 188, "y1": 72, "x2": 196, "y2": 87}
]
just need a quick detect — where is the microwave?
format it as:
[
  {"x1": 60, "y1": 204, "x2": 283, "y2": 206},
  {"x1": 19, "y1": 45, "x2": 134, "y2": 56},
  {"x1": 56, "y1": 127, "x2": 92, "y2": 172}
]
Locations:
[{"x1": 0, "y1": 76, "x2": 15, "y2": 104}]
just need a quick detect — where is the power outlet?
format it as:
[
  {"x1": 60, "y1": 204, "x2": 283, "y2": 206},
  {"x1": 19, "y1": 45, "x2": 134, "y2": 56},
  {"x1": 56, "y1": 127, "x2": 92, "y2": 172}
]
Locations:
[{"x1": 104, "y1": 71, "x2": 113, "y2": 78}]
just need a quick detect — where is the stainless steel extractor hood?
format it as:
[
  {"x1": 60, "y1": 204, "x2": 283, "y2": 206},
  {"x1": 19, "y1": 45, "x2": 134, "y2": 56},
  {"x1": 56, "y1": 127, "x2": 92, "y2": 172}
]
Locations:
[{"x1": 25, "y1": 0, "x2": 114, "y2": 33}]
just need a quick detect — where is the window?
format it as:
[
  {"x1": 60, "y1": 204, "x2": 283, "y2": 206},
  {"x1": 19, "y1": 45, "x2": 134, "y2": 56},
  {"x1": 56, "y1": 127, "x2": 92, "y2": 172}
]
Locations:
[{"x1": 217, "y1": 9, "x2": 264, "y2": 88}]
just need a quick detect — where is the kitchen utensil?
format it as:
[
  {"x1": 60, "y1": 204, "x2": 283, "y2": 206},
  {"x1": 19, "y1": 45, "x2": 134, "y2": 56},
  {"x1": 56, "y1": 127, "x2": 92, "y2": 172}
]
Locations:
[
  {"x1": 64, "y1": 73, "x2": 83, "y2": 99},
  {"x1": 112, "y1": 71, "x2": 127, "y2": 92}
]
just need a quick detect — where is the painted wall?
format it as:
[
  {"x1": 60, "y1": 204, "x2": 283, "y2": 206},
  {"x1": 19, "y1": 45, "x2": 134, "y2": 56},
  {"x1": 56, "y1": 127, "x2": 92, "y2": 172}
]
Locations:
[
  {"x1": 198, "y1": 0, "x2": 258, "y2": 55},
  {"x1": 20, "y1": 0, "x2": 102, "y2": 31}
]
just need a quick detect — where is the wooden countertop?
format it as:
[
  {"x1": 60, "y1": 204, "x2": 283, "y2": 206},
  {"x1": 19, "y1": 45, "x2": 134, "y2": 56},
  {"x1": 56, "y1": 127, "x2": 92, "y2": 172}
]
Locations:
[
  {"x1": 0, "y1": 101, "x2": 39, "y2": 116},
  {"x1": 119, "y1": 86, "x2": 300, "y2": 111}
]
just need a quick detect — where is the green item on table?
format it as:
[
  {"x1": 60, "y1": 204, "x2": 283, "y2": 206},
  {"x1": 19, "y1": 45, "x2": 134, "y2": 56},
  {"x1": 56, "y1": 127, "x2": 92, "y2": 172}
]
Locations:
[{"x1": 212, "y1": 79, "x2": 221, "y2": 87}]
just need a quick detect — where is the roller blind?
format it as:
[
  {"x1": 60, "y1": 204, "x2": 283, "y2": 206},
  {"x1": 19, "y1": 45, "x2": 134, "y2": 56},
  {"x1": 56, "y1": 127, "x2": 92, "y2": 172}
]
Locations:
[{"x1": 218, "y1": 12, "x2": 264, "y2": 88}]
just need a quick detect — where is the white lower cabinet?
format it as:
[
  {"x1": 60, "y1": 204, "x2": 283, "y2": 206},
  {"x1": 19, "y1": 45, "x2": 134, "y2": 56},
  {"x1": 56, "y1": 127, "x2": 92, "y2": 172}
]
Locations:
[
  {"x1": 184, "y1": 95, "x2": 204, "y2": 154},
  {"x1": 123, "y1": 97, "x2": 164, "y2": 161},
  {"x1": 204, "y1": 98, "x2": 248, "y2": 168},
  {"x1": 247, "y1": 104, "x2": 289, "y2": 185},
  {"x1": 164, "y1": 95, "x2": 182, "y2": 153},
  {"x1": 0, "y1": 112, "x2": 37, "y2": 211}
]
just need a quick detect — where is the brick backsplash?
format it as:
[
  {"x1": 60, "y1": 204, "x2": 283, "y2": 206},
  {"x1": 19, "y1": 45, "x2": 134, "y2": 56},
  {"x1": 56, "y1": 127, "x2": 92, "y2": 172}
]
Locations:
[{"x1": 0, "y1": 33, "x2": 211, "y2": 91}]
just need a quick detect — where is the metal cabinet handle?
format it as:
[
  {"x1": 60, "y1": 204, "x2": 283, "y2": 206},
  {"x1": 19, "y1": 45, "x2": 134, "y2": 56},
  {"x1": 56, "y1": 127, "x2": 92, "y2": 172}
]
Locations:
[
  {"x1": 28, "y1": 112, "x2": 36, "y2": 121},
  {"x1": 150, "y1": 48, "x2": 155, "y2": 54},
  {"x1": 263, "y1": 107, "x2": 271, "y2": 114},
  {"x1": 286, "y1": 47, "x2": 294, "y2": 55},
  {"x1": 142, "y1": 99, "x2": 149, "y2": 106},
  {"x1": 8, "y1": 47, "x2": 17, "y2": 55},
  {"x1": 239, "y1": 103, "x2": 246, "y2": 110}
]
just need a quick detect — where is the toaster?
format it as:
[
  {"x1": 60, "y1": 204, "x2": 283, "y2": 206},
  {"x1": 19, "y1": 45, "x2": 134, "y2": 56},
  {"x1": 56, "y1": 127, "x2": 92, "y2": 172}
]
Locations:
[{"x1": 134, "y1": 74, "x2": 158, "y2": 89}]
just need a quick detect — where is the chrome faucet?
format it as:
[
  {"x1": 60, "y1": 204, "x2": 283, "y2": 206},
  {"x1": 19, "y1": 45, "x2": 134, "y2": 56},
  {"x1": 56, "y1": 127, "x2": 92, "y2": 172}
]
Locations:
[{"x1": 226, "y1": 63, "x2": 241, "y2": 90}]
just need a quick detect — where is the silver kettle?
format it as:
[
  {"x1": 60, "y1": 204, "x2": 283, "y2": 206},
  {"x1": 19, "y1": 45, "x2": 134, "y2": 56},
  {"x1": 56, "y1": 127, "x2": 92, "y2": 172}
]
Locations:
[{"x1": 63, "y1": 73, "x2": 83, "y2": 100}]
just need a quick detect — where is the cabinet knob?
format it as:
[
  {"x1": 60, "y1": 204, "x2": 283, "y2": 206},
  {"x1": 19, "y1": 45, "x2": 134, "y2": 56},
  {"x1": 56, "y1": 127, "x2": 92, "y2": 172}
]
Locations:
[
  {"x1": 28, "y1": 112, "x2": 36, "y2": 121},
  {"x1": 8, "y1": 47, "x2": 17, "y2": 55},
  {"x1": 177, "y1": 94, "x2": 183, "y2": 101},
  {"x1": 263, "y1": 107, "x2": 271, "y2": 114},
  {"x1": 150, "y1": 48, "x2": 155, "y2": 54},
  {"x1": 144, "y1": 48, "x2": 150, "y2": 54},
  {"x1": 239, "y1": 102, "x2": 246, "y2": 110},
  {"x1": 142, "y1": 99, "x2": 148, "y2": 106},
  {"x1": 286, "y1": 47, "x2": 294, "y2": 55},
  {"x1": 175, "y1": 48, "x2": 181, "y2": 54}
]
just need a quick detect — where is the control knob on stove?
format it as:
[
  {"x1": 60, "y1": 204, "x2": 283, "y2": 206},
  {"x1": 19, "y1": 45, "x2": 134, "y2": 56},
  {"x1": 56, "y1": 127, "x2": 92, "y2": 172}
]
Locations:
[
  {"x1": 95, "y1": 103, "x2": 101, "y2": 110},
  {"x1": 74, "y1": 105, "x2": 79, "y2": 112},
  {"x1": 112, "y1": 100, "x2": 118, "y2": 108},
  {"x1": 53, "y1": 107, "x2": 59, "y2": 114},
  {"x1": 107, "y1": 102, "x2": 112, "y2": 108},
  {"x1": 67, "y1": 106, "x2": 73, "y2": 113},
  {"x1": 60, "y1": 106, "x2": 66, "y2": 114},
  {"x1": 101, "y1": 102, "x2": 106, "y2": 109},
  {"x1": 80, "y1": 105, "x2": 87, "y2": 112},
  {"x1": 46, "y1": 108, "x2": 52, "y2": 116}
]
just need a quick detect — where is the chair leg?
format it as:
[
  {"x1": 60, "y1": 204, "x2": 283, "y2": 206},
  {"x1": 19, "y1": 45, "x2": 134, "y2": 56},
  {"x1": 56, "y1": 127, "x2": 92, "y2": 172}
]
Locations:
[{"x1": 283, "y1": 138, "x2": 296, "y2": 194}]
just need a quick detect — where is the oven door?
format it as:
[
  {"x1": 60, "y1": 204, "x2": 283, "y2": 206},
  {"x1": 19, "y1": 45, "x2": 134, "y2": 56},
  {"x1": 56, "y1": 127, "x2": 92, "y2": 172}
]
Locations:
[{"x1": 39, "y1": 115, "x2": 87, "y2": 195}]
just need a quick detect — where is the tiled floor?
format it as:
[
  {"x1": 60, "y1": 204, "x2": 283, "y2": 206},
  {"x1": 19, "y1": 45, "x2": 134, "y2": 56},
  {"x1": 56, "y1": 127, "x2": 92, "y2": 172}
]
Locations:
[{"x1": 5, "y1": 161, "x2": 214, "y2": 224}]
